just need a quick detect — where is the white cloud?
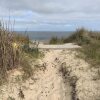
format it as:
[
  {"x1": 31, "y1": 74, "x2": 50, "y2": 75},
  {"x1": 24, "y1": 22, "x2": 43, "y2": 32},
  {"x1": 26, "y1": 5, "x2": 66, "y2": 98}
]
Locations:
[{"x1": 0, "y1": 0, "x2": 100, "y2": 30}]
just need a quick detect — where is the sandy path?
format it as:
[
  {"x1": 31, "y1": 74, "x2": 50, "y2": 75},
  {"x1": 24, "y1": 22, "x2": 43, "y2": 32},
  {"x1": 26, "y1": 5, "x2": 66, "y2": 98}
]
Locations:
[
  {"x1": 31, "y1": 50, "x2": 72, "y2": 100},
  {"x1": 1, "y1": 49, "x2": 99, "y2": 100},
  {"x1": 39, "y1": 43, "x2": 80, "y2": 49},
  {"x1": 31, "y1": 43, "x2": 80, "y2": 49},
  {"x1": 0, "y1": 50, "x2": 72, "y2": 100}
]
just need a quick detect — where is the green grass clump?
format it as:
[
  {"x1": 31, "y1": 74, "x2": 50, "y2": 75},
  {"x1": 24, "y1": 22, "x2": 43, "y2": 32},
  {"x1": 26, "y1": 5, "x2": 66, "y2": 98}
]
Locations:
[
  {"x1": 49, "y1": 28, "x2": 91, "y2": 45},
  {"x1": 67, "y1": 28, "x2": 100, "y2": 68},
  {"x1": 49, "y1": 37, "x2": 61, "y2": 44},
  {"x1": 71, "y1": 29, "x2": 100, "y2": 67},
  {"x1": 22, "y1": 44, "x2": 39, "y2": 58},
  {"x1": 63, "y1": 28, "x2": 91, "y2": 45},
  {"x1": 49, "y1": 28, "x2": 100, "y2": 68},
  {"x1": 80, "y1": 40, "x2": 100, "y2": 67}
]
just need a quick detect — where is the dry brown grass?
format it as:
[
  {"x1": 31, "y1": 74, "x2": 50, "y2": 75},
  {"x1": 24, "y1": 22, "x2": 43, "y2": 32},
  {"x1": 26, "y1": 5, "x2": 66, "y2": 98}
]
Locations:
[
  {"x1": 0, "y1": 22, "x2": 33, "y2": 84},
  {"x1": 0, "y1": 23, "x2": 21, "y2": 83}
]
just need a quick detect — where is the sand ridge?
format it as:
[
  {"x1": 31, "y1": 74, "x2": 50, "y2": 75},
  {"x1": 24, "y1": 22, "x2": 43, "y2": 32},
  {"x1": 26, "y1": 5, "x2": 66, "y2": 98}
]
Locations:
[{"x1": 0, "y1": 49, "x2": 100, "y2": 100}]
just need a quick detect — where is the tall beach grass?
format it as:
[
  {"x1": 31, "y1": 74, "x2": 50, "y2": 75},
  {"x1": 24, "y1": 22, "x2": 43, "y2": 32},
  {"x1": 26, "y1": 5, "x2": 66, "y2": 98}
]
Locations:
[{"x1": 0, "y1": 22, "x2": 40, "y2": 84}]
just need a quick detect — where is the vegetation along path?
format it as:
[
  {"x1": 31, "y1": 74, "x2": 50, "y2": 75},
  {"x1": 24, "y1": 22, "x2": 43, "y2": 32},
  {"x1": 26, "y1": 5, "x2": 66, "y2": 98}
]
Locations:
[{"x1": 0, "y1": 49, "x2": 100, "y2": 100}]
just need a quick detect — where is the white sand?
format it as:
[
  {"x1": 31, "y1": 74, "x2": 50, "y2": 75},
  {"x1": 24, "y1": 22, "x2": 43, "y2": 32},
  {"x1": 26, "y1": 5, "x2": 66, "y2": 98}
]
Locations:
[
  {"x1": 0, "y1": 49, "x2": 100, "y2": 100},
  {"x1": 38, "y1": 43, "x2": 80, "y2": 49}
]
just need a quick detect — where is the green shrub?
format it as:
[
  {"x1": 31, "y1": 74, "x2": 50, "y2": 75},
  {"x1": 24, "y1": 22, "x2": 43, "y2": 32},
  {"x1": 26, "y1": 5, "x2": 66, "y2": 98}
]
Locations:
[
  {"x1": 63, "y1": 28, "x2": 91, "y2": 45},
  {"x1": 22, "y1": 44, "x2": 39, "y2": 58},
  {"x1": 49, "y1": 37, "x2": 58, "y2": 44}
]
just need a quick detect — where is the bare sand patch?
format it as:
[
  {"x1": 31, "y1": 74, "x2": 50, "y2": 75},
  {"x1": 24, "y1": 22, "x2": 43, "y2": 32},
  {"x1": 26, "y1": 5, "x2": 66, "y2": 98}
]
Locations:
[{"x1": 0, "y1": 49, "x2": 100, "y2": 100}]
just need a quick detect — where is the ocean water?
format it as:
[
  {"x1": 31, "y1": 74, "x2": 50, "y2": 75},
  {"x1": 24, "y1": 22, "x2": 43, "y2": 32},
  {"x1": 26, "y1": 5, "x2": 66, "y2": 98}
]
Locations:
[{"x1": 16, "y1": 31, "x2": 73, "y2": 41}]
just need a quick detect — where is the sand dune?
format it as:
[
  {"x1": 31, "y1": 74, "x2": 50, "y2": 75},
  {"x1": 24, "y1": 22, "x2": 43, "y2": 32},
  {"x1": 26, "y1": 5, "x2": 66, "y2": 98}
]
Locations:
[{"x1": 0, "y1": 49, "x2": 100, "y2": 100}]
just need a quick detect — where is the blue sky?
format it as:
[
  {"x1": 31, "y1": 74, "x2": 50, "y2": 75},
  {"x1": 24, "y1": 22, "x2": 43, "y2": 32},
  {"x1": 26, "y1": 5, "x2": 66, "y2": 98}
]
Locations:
[{"x1": 0, "y1": 0, "x2": 100, "y2": 31}]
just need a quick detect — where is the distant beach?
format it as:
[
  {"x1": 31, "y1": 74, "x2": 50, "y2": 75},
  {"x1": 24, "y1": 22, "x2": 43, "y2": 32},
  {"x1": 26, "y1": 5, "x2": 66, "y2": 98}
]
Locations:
[{"x1": 16, "y1": 31, "x2": 73, "y2": 41}]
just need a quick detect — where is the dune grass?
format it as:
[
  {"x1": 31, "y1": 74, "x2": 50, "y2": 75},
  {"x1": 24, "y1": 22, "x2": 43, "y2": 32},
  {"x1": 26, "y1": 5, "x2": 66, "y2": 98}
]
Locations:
[
  {"x1": 49, "y1": 28, "x2": 100, "y2": 67},
  {"x1": 0, "y1": 22, "x2": 40, "y2": 84},
  {"x1": 49, "y1": 28, "x2": 91, "y2": 45},
  {"x1": 0, "y1": 24, "x2": 19, "y2": 83},
  {"x1": 69, "y1": 28, "x2": 100, "y2": 67},
  {"x1": 49, "y1": 36, "x2": 63, "y2": 44}
]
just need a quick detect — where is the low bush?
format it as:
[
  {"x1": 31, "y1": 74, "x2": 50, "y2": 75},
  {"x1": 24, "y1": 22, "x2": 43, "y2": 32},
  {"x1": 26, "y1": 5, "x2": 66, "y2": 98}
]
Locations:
[
  {"x1": 22, "y1": 44, "x2": 40, "y2": 58},
  {"x1": 49, "y1": 37, "x2": 61, "y2": 44}
]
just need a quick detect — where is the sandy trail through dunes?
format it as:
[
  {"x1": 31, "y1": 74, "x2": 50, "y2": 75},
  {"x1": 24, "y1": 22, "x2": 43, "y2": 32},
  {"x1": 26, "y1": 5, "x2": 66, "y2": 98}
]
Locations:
[
  {"x1": 32, "y1": 50, "x2": 72, "y2": 100},
  {"x1": 0, "y1": 49, "x2": 100, "y2": 100},
  {"x1": 0, "y1": 50, "x2": 72, "y2": 100}
]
